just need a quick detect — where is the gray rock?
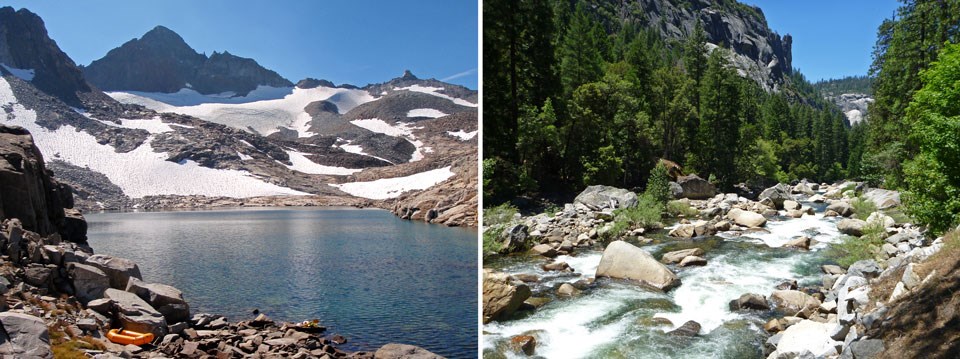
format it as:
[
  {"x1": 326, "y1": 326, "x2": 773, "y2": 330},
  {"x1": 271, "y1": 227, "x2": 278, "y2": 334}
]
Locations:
[
  {"x1": 902, "y1": 263, "x2": 921, "y2": 290},
  {"x1": 595, "y1": 240, "x2": 680, "y2": 291},
  {"x1": 827, "y1": 202, "x2": 854, "y2": 217},
  {"x1": 0, "y1": 312, "x2": 52, "y2": 358},
  {"x1": 69, "y1": 263, "x2": 110, "y2": 304},
  {"x1": 500, "y1": 224, "x2": 528, "y2": 253},
  {"x1": 770, "y1": 290, "x2": 821, "y2": 316},
  {"x1": 667, "y1": 320, "x2": 701, "y2": 336},
  {"x1": 729, "y1": 293, "x2": 770, "y2": 311},
  {"x1": 529, "y1": 244, "x2": 557, "y2": 258},
  {"x1": 23, "y1": 265, "x2": 52, "y2": 288},
  {"x1": 86, "y1": 254, "x2": 142, "y2": 289},
  {"x1": 374, "y1": 343, "x2": 445, "y2": 359},
  {"x1": 848, "y1": 339, "x2": 885, "y2": 359},
  {"x1": 727, "y1": 208, "x2": 766, "y2": 228},
  {"x1": 862, "y1": 188, "x2": 901, "y2": 209},
  {"x1": 677, "y1": 174, "x2": 716, "y2": 200},
  {"x1": 661, "y1": 248, "x2": 705, "y2": 264},
  {"x1": 126, "y1": 277, "x2": 190, "y2": 323},
  {"x1": 678, "y1": 255, "x2": 707, "y2": 267},
  {"x1": 574, "y1": 185, "x2": 637, "y2": 211},
  {"x1": 759, "y1": 184, "x2": 794, "y2": 209},
  {"x1": 837, "y1": 219, "x2": 868, "y2": 236},
  {"x1": 104, "y1": 288, "x2": 168, "y2": 338},
  {"x1": 848, "y1": 260, "x2": 881, "y2": 279},
  {"x1": 87, "y1": 298, "x2": 113, "y2": 315}
]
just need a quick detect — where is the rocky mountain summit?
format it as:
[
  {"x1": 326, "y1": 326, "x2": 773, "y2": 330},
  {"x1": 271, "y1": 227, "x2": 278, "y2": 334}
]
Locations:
[
  {"x1": 598, "y1": 0, "x2": 793, "y2": 92},
  {"x1": 827, "y1": 93, "x2": 873, "y2": 125},
  {"x1": 0, "y1": 7, "x2": 477, "y2": 227},
  {"x1": 82, "y1": 25, "x2": 293, "y2": 96}
]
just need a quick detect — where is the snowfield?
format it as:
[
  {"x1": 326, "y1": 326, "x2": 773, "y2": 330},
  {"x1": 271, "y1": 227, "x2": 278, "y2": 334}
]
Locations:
[
  {"x1": 350, "y1": 118, "x2": 426, "y2": 162},
  {"x1": 330, "y1": 166, "x2": 455, "y2": 200},
  {"x1": 407, "y1": 108, "x2": 448, "y2": 118},
  {"x1": 0, "y1": 77, "x2": 309, "y2": 198},
  {"x1": 395, "y1": 85, "x2": 477, "y2": 107},
  {"x1": 107, "y1": 85, "x2": 377, "y2": 137},
  {"x1": 447, "y1": 130, "x2": 477, "y2": 141},
  {"x1": 1, "y1": 63, "x2": 35, "y2": 81},
  {"x1": 280, "y1": 149, "x2": 360, "y2": 175}
]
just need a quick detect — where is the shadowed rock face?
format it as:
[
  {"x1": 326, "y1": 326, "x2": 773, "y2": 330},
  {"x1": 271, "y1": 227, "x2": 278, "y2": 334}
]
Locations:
[
  {"x1": 0, "y1": 7, "x2": 92, "y2": 107},
  {"x1": 83, "y1": 25, "x2": 292, "y2": 95}
]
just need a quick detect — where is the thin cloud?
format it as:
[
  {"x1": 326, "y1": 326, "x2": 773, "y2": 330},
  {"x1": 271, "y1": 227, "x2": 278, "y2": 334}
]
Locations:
[{"x1": 440, "y1": 68, "x2": 477, "y2": 82}]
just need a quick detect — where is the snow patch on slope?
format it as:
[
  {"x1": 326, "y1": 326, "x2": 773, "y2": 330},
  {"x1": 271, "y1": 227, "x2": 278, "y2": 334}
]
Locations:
[
  {"x1": 331, "y1": 166, "x2": 455, "y2": 199},
  {"x1": 395, "y1": 85, "x2": 477, "y2": 107},
  {"x1": 447, "y1": 130, "x2": 477, "y2": 141},
  {"x1": 280, "y1": 149, "x2": 360, "y2": 175},
  {"x1": 350, "y1": 118, "x2": 427, "y2": 162},
  {"x1": 1, "y1": 63, "x2": 35, "y2": 81},
  {"x1": 407, "y1": 108, "x2": 448, "y2": 118},
  {"x1": 0, "y1": 77, "x2": 308, "y2": 198},
  {"x1": 108, "y1": 86, "x2": 377, "y2": 137}
]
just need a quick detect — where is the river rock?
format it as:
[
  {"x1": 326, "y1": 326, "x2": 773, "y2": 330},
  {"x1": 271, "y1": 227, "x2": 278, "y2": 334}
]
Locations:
[
  {"x1": 784, "y1": 236, "x2": 811, "y2": 250},
  {"x1": 667, "y1": 320, "x2": 701, "y2": 336},
  {"x1": 827, "y1": 202, "x2": 854, "y2": 217},
  {"x1": 374, "y1": 343, "x2": 444, "y2": 359},
  {"x1": 759, "y1": 184, "x2": 794, "y2": 209},
  {"x1": 678, "y1": 256, "x2": 707, "y2": 267},
  {"x1": 68, "y1": 262, "x2": 110, "y2": 304},
  {"x1": 668, "y1": 224, "x2": 695, "y2": 238},
  {"x1": 837, "y1": 219, "x2": 867, "y2": 236},
  {"x1": 729, "y1": 293, "x2": 770, "y2": 311},
  {"x1": 676, "y1": 174, "x2": 715, "y2": 199},
  {"x1": 809, "y1": 194, "x2": 825, "y2": 203},
  {"x1": 770, "y1": 290, "x2": 821, "y2": 316},
  {"x1": 482, "y1": 270, "x2": 531, "y2": 323},
  {"x1": 846, "y1": 338, "x2": 885, "y2": 359},
  {"x1": 529, "y1": 244, "x2": 557, "y2": 258},
  {"x1": 501, "y1": 224, "x2": 529, "y2": 253},
  {"x1": 509, "y1": 335, "x2": 537, "y2": 356},
  {"x1": 595, "y1": 240, "x2": 680, "y2": 291},
  {"x1": 541, "y1": 261, "x2": 571, "y2": 272},
  {"x1": 574, "y1": 185, "x2": 637, "y2": 211},
  {"x1": 866, "y1": 212, "x2": 895, "y2": 229},
  {"x1": 783, "y1": 200, "x2": 801, "y2": 211},
  {"x1": 0, "y1": 312, "x2": 51, "y2": 358},
  {"x1": 126, "y1": 277, "x2": 191, "y2": 323},
  {"x1": 85, "y1": 254, "x2": 142, "y2": 289},
  {"x1": 557, "y1": 283, "x2": 581, "y2": 296},
  {"x1": 727, "y1": 208, "x2": 766, "y2": 228},
  {"x1": 662, "y1": 248, "x2": 705, "y2": 264},
  {"x1": 792, "y1": 182, "x2": 816, "y2": 195},
  {"x1": 862, "y1": 188, "x2": 900, "y2": 209},
  {"x1": 822, "y1": 265, "x2": 846, "y2": 275},
  {"x1": 104, "y1": 288, "x2": 168, "y2": 338},
  {"x1": 847, "y1": 260, "x2": 881, "y2": 279},
  {"x1": 768, "y1": 320, "x2": 840, "y2": 359}
]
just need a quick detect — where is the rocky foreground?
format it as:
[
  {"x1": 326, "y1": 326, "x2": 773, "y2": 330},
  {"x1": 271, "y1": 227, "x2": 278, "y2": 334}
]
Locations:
[
  {"x1": 0, "y1": 126, "x2": 446, "y2": 358},
  {"x1": 483, "y1": 178, "x2": 957, "y2": 358}
]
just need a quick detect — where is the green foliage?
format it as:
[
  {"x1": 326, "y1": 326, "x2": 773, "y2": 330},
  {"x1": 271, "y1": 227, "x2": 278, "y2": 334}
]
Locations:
[
  {"x1": 903, "y1": 42, "x2": 960, "y2": 234},
  {"x1": 483, "y1": 227, "x2": 505, "y2": 254},
  {"x1": 827, "y1": 235, "x2": 885, "y2": 267},
  {"x1": 667, "y1": 200, "x2": 699, "y2": 218},
  {"x1": 482, "y1": 157, "x2": 518, "y2": 204},
  {"x1": 604, "y1": 193, "x2": 664, "y2": 240},
  {"x1": 851, "y1": 196, "x2": 878, "y2": 218},
  {"x1": 693, "y1": 49, "x2": 742, "y2": 190},
  {"x1": 813, "y1": 75, "x2": 874, "y2": 96},
  {"x1": 644, "y1": 163, "x2": 672, "y2": 206},
  {"x1": 582, "y1": 145, "x2": 624, "y2": 186},
  {"x1": 483, "y1": 203, "x2": 519, "y2": 226}
]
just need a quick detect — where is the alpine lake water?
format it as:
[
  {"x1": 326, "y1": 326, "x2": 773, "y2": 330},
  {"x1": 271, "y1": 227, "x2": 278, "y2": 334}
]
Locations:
[
  {"x1": 86, "y1": 207, "x2": 478, "y2": 358},
  {"x1": 483, "y1": 197, "x2": 842, "y2": 358}
]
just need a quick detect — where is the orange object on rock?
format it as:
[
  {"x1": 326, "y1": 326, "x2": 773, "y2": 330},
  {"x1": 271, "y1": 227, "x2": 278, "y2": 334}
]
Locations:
[{"x1": 106, "y1": 328, "x2": 154, "y2": 346}]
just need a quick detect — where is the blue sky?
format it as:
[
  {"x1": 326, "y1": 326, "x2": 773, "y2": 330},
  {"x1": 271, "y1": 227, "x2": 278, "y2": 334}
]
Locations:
[
  {"x1": 5, "y1": 1, "x2": 478, "y2": 89},
  {"x1": 740, "y1": 0, "x2": 901, "y2": 82}
]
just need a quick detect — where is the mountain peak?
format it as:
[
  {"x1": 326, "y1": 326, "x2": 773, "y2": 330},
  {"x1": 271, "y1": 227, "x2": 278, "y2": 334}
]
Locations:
[
  {"x1": 140, "y1": 25, "x2": 188, "y2": 46},
  {"x1": 401, "y1": 70, "x2": 418, "y2": 81}
]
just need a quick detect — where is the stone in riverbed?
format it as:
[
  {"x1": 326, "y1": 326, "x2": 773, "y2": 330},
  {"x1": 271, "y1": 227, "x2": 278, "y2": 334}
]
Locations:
[
  {"x1": 759, "y1": 184, "x2": 794, "y2": 209},
  {"x1": 0, "y1": 312, "x2": 52, "y2": 358},
  {"x1": 847, "y1": 260, "x2": 881, "y2": 279},
  {"x1": 729, "y1": 293, "x2": 770, "y2": 311},
  {"x1": 557, "y1": 283, "x2": 581, "y2": 296},
  {"x1": 768, "y1": 320, "x2": 841, "y2": 358},
  {"x1": 483, "y1": 270, "x2": 531, "y2": 323},
  {"x1": 574, "y1": 185, "x2": 637, "y2": 211},
  {"x1": 678, "y1": 256, "x2": 707, "y2": 267},
  {"x1": 596, "y1": 240, "x2": 680, "y2": 291},
  {"x1": 661, "y1": 248, "x2": 705, "y2": 264},
  {"x1": 837, "y1": 219, "x2": 867, "y2": 236},
  {"x1": 770, "y1": 290, "x2": 821, "y2": 316},
  {"x1": 541, "y1": 261, "x2": 571, "y2": 272},
  {"x1": 510, "y1": 335, "x2": 537, "y2": 356},
  {"x1": 726, "y1": 208, "x2": 766, "y2": 228},
  {"x1": 676, "y1": 175, "x2": 716, "y2": 200},
  {"x1": 85, "y1": 254, "x2": 142, "y2": 289},
  {"x1": 529, "y1": 244, "x2": 557, "y2": 258},
  {"x1": 784, "y1": 236, "x2": 811, "y2": 250},
  {"x1": 374, "y1": 343, "x2": 444, "y2": 359},
  {"x1": 667, "y1": 320, "x2": 701, "y2": 336},
  {"x1": 783, "y1": 200, "x2": 801, "y2": 211},
  {"x1": 827, "y1": 202, "x2": 854, "y2": 217}
]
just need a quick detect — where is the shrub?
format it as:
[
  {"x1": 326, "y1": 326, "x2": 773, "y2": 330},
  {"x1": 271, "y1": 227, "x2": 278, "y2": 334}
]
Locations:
[
  {"x1": 603, "y1": 193, "x2": 663, "y2": 240},
  {"x1": 483, "y1": 203, "x2": 519, "y2": 227},
  {"x1": 851, "y1": 196, "x2": 878, "y2": 218},
  {"x1": 482, "y1": 227, "x2": 505, "y2": 254},
  {"x1": 827, "y1": 235, "x2": 885, "y2": 267},
  {"x1": 667, "y1": 200, "x2": 699, "y2": 218},
  {"x1": 644, "y1": 162, "x2": 672, "y2": 206}
]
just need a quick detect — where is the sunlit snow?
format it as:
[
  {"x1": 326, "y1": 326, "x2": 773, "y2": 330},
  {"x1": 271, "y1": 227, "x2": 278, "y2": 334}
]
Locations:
[
  {"x1": 395, "y1": 85, "x2": 477, "y2": 107},
  {"x1": 1, "y1": 63, "x2": 35, "y2": 81},
  {"x1": 407, "y1": 108, "x2": 448, "y2": 118},
  {"x1": 446, "y1": 130, "x2": 477, "y2": 141},
  {"x1": 350, "y1": 118, "x2": 426, "y2": 162},
  {"x1": 279, "y1": 149, "x2": 360, "y2": 175},
  {"x1": 330, "y1": 166, "x2": 455, "y2": 199}
]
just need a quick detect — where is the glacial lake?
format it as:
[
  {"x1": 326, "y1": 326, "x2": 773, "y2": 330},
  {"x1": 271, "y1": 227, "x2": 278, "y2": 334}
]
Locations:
[{"x1": 86, "y1": 207, "x2": 477, "y2": 358}]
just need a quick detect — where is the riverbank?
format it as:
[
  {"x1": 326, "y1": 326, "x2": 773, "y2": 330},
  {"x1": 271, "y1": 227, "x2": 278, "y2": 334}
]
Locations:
[{"x1": 482, "y1": 181, "x2": 952, "y2": 358}]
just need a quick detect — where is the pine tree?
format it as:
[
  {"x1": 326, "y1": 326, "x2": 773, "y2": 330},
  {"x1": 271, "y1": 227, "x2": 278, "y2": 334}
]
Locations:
[{"x1": 694, "y1": 49, "x2": 741, "y2": 189}]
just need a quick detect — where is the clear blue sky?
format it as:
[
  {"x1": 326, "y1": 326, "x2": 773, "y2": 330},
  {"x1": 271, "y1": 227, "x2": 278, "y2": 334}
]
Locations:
[
  {"x1": 4, "y1": 1, "x2": 478, "y2": 89},
  {"x1": 741, "y1": 0, "x2": 901, "y2": 82}
]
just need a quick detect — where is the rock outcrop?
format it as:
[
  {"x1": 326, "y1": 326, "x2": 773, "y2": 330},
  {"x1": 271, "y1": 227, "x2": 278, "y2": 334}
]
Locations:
[
  {"x1": 676, "y1": 174, "x2": 716, "y2": 199},
  {"x1": 482, "y1": 270, "x2": 532, "y2": 323},
  {"x1": 574, "y1": 185, "x2": 638, "y2": 211},
  {"x1": 595, "y1": 240, "x2": 681, "y2": 291},
  {"x1": 0, "y1": 312, "x2": 52, "y2": 358}
]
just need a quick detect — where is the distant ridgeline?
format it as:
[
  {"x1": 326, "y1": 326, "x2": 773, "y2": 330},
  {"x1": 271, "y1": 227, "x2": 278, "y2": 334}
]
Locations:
[
  {"x1": 813, "y1": 76, "x2": 874, "y2": 97},
  {"x1": 483, "y1": 0, "x2": 852, "y2": 203}
]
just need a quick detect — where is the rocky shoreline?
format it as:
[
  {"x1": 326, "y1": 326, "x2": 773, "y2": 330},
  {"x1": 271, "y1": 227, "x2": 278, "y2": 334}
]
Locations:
[{"x1": 483, "y1": 180, "x2": 952, "y2": 358}]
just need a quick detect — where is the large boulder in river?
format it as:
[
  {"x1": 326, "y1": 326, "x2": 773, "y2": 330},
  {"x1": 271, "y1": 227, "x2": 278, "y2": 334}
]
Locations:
[
  {"x1": 676, "y1": 174, "x2": 716, "y2": 200},
  {"x1": 482, "y1": 270, "x2": 531, "y2": 323},
  {"x1": 126, "y1": 277, "x2": 191, "y2": 323},
  {"x1": 767, "y1": 320, "x2": 841, "y2": 359},
  {"x1": 661, "y1": 248, "x2": 705, "y2": 264},
  {"x1": 729, "y1": 293, "x2": 770, "y2": 311},
  {"x1": 759, "y1": 184, "x2": 794, "y2": 209},
  {"x1": 827, "y1": 201, "x2": 854, "y2": 217},
  {"x1": 374, "y1": 343, "x2": 444, "y2": 359},
  {"x1": 574, "y1": 185, "x2": 637, "y2": 211},
  {"x1": 0, "y1": 312, "x2": 52, "y2": 358},
  {"x1": 104, "y1": 288, "x2": 168, "y2": 338},
  {"x1": 837, "y1": 219, "x2": 868, "y2": 237},
  {"x1": 770, "y1": 290, "x2": 821, "y2": 315},
  {"x1": 85, "y1": 254, "x2": 142, "y2": 289},
  {"x1": 595, "y1": 240, "x2": 680, "y2": 291},
  {"x1": 862, "y1": 188, "x2": 901, "y2": 209},
  {"x1": 727, "y1": 208, "x2": 766, "y2": 228},
  {"x1": 68, "y1": 263, "x2": 110, "y2": 304}
]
